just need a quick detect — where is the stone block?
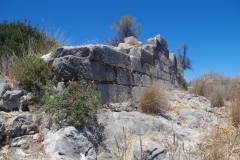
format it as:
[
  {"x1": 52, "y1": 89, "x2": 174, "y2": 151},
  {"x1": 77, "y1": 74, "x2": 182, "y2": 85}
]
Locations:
[
  {"x1": 169, "y1": 53, "x2": 178, "y2": 74},
  {"x1": 90, "y1": 61, "x2": 116, "y2": 82},
  {"x1": 145, "y1": 63, "x2": 154, "y2": 76},
  {"x1": 133, "y1": 73, "x2": 142, "y2": 86},
  {"x1": 55, "y1": 46, "x2": 91, "y2": 58},
  {"x1": 116, "y1": 68, "x2": 140, "y2": 86},
  {"x1": 175, "y1": 80, "x2": 179, "y2": 88},
  {"x1": 161, "y1": 55, "x2": 170, "y2": 66},
  {"x1": 162, "y1": 72, "x2": 171, "y2": 81},
  {"x1": 117, "y1": 43, "x2": 134, "y2": 53},
  {"x1": 129, "y1": 48, "x2": 153, "y2": 65},
  {"x1": 143, "y1": 44, "x2": 161, "y2": 60},
  {"x1": 132, "y1": 87, "x2": 145, "y2": 102},
  {"x1": 147, "y1": 38, "x2": 164, "y2": 52},
  {"x1": 129, "y1": 56, "x2": 147, "y2": 74},
  {"x1": 156, "y1": 34, "x2": 168, "y2": 48},
  {"x1": 52, "y1": 55, "x2": 115, "y2": 82},
  {"x1": 163, "y1": 47, "x2": 169, "y2": 58},
  {"x1": 162, "y1": 64, "x2": 169, "y2": 73},
  {"x1": 154, "y1": 69, "x2": 162, "y2": 79},
  {"x1": 141, "y1": 75, "x2": 151, "y2": 87},
  {"x1": 98, "y1": 84, "x2": 131, "y2": 104},
  {"x1": 165, "y1": 81, "x2": 174, "y2": 90},
  {"x1": 154, "y1": 59, "x2": 163, "y2": 70},
  {"x1": 90, "y1": 45, "x2": 129, "y2": 68}
]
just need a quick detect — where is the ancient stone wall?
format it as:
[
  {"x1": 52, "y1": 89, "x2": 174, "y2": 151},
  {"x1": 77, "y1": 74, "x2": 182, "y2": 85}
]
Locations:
[{"x1": 52, "y1": 35, "x2": 179, "y2": 104}]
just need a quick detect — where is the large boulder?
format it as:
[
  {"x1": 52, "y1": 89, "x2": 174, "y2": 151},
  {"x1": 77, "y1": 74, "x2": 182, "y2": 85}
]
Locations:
[
  {"x1": 0, "y1": 90, "x2": 24, "y2": 111},
  {"x1": 43, "y1": 123, "x2": 103, "y2": 160}
]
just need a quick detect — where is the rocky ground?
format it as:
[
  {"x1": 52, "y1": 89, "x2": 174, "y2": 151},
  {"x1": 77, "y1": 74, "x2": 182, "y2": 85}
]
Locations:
[{"x1": 0, "y1": 82, "x2": 239, "y2": 160}]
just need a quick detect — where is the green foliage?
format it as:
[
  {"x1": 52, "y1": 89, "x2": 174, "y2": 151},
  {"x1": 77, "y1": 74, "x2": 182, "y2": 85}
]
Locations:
[
  {"x1": 41, "y1": 79, "x2": 101, "y2": 127},
  {"x1": 0, "y1": 19, "x2": 59, "y2": 58},
  {"x1": 179, "y1": 76, "x2": 188, "y2": 90},
  {"x1": 11, "y1": 54, "x2": 52, "y2": 90},
  {"x1": 107, "y1": 15, "x2": 141, "y2": 46}
]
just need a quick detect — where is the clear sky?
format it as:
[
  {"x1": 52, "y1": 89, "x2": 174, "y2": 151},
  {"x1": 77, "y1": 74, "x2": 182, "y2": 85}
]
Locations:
[{"x1": 1, "y1": 0, "x2": 240, "y2": 81}]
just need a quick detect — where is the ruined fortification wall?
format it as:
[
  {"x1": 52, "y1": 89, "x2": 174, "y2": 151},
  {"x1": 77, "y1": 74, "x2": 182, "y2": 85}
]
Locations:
[{"x1": 52, "y1": 34, "x2": 179, "y2": 104}]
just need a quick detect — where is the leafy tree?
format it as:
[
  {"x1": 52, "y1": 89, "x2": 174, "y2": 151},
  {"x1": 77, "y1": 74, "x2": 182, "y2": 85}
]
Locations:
[
  {"x1": 107, "y1": 15, "x2": 141, "y2": 46},
  {"x1": 176, "y1": 43, "x2": 193, "y2": 73}
]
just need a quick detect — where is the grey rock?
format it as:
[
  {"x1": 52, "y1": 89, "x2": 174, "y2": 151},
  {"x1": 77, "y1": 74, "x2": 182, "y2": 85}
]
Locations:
[
  {"x1": 2, "y1": 90, "x2": 23, "y2": 100},
  {"x1": 116, "y1": 68, "x2": 136, "y2": 86},
  {"x1": 162, "y1": 63, "x2": 169, "y2": 73},
  {"x1": 52, "y1": 56, "x2": 115, "y2": 82},
  {"x1": 156, "y1": 34, "x2": 168, "y2": 48},
  {"x1": 90, "y1": 45, "x2": 130, "y2": 68},
  {"x1": 169, "y1": 53, "x2": 178, "y2": 73},
  {"x1": 98, "y1": 84, "x2": 131, "y2": 104},
  {"x1": 129, "y1": 48, "x2": 154, "y2": 65},
  {"x1": 104, "y1": 102, "x2": 133, "y2": 112},
  {"x1": 143, "y1": 44, "x2": 161, "y2": 60},
  {"x1": 117, "y1": 43, "x2": 134, "y2": 53},
  {"x1": 162, "y1": 72, "x2": 171, "y2": 81},
  {"x1": 129, "y1": 56, "x2": 147, "y2": 74},
  {"x1": 133, "y1": 142, "x2": 166, "y2": 160},
  {"x1": 147, "y1": 37, "x2": 164, "y2": 52},
  {"x1": 132, "y1": 87, "x2": 145, "y2": 102},
  {"x1": 43, "y1": 124, "x2": 103, "y2": 160},
  {"x1": 154, "y1": 59, "x2": 163, "y2": 70},
  {"x1": 141, "y1": 75, "x2": 151, "y2": 87},
  {"x1": 0, "y1": 83, "x2": 6, "y2": 97},
  {"x1": 219, "y1": 117, "x2": 230, "y2": 124},
  {"x1": 0, "y1": 90, "x2": 24, "y2": 111},
  {"x1": 55, "y1": 46, "x2": 91, "y2": 58},
  {"x1": 154, "y1": 69, "x2": 162, "y2": 79},
  {"x1": 17, "y1": 139, "x2": 27, "y2": 146}
]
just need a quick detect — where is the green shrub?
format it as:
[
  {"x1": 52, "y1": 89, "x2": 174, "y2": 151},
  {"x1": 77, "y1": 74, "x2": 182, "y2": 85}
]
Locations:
[
  {"x1": 0, "y1": 19, "x2": 59, "y2": 57},
  {"x1": 179, "y1": 76, "x2": 188, "y2": 90},
  {"x1": 41, "y1": 79, "x2": 101, "y2": 127},
  {"x1": 11, "y1": 54, "x2": 52, "y2": 90}
]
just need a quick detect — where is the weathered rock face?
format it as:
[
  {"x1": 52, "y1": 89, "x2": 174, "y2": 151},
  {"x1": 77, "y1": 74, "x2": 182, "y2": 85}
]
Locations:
[
  {"x1": 43, "y1": 124, "x2": 103, "y2": 160},
  {"x1": 52, "y1": 35, "x2": 179, "y2": 105},
  {"x1": 0, "y1": 88, "x2": 236, "y2": 160}
]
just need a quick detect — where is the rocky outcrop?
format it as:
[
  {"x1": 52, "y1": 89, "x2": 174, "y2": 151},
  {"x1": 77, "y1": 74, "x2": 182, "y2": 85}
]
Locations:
[{"x1": 52, "y1": 35, "x2": 179, "y2": 104}]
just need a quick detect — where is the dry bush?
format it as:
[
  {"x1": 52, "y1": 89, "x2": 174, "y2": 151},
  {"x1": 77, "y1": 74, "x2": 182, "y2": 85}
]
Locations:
[
  {"x1": 140, "y1": 82, "x2": 168, "y2": 115},
  {"x1": 196, "y1": 123, "x2": 240, "y2": 160},
  {"x1": 231, "y1": 95, "x2": 240, "y2": 126},
  {"x1": 190, "y1": 72, "x2": 240, "y2": 107}
]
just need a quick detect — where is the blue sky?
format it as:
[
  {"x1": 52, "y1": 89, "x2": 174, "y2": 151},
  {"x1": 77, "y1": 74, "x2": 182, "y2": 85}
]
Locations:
[{"x1": 1, "y1": 0, "x2": 240, "y2": 81}]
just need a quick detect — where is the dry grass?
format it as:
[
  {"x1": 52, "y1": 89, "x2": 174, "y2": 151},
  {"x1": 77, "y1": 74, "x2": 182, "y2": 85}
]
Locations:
[
  {"x1": 196, "y1": 123, "x2": 240, "y2": 160},
  {"x1": 112, "y1": 127, "x2": 132, "y2": 160},
  {"x1": 190, "y1": 72, "x2": 240, "y2": 107},
  {"x1": 140, "y1": 82, "x2": 168, "y2": 115}
]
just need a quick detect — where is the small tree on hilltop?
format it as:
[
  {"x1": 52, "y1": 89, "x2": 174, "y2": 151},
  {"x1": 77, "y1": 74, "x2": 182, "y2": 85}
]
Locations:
[{"x1": 107, "y1": 15, "x2": 141, "y2": 46}]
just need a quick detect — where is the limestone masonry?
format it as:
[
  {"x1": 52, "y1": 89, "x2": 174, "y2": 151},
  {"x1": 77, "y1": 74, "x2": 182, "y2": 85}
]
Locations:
[{"x1": 52, "y1": 34, "x2": 179, "y2": 104}]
